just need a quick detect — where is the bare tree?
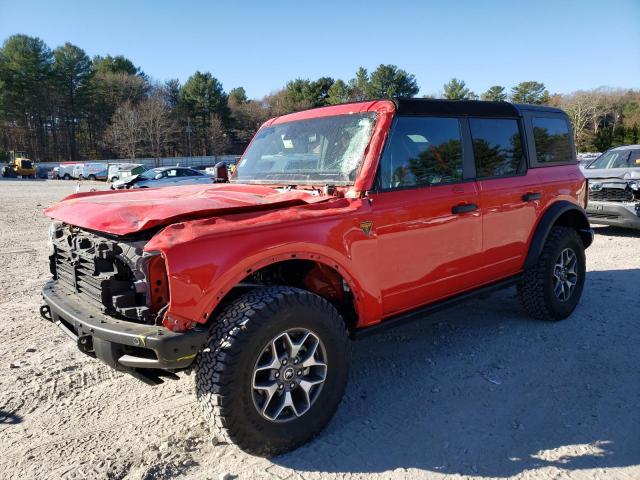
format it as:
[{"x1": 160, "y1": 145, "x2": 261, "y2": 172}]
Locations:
[
  {"x1": 206, "y1": 114, "x2": 229, "y2": 155},
  {"x1": 106, "y1": 101, "x2": 143, "y2": 159},
  {"x1": 138, "y1": 95, "x2": 177, "y2": 164},
  {"x1": 560, "y1": 92, "x2": 598, "y2": 149}
]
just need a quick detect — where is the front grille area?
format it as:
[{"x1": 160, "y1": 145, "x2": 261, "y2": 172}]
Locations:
[
  {"x1": 588, "y1": 187, "x2": 634, "y2": 203},
  {"x1": 50, "y1": 226, "x2": 153, "y2": 323}
]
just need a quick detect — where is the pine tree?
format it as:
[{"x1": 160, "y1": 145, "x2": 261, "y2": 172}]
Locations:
[
  {"x1": 510, "y1": 81, "x2": 550, "y2": 104},
  {"x1": 481, "y1": 85, "x2": 507, "y2": 102},
  {"x1": 442, "y1": 78, "x2": 475, "y2": 100}
]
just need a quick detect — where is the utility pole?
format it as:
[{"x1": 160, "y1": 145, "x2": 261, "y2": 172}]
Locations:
[{"x1": 186, "y1": 118, "x2": 193, "y2": 158}]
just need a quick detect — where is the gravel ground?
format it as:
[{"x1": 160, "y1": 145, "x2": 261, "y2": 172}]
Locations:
[{"x1": 1, "y1": 179, "x2": 639, "y2": 480}]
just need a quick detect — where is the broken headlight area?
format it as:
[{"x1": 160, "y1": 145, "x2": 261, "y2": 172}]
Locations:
[
  {"x1": 48, "y1": 223, "x2": 169, "y2": 324},
  {"x1": 588, "y1": 180, "x2": 640, "y2": 204}
]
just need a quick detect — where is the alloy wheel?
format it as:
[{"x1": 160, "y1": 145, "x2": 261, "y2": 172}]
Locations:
[
  {"x1": 553, "y1": 247, "x2": 578, "y2": 302},
  {"x1": 251, "y1": 329, "x2": 327, "y2": 423}
]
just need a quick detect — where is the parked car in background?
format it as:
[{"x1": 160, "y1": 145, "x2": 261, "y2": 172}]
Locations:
[
  {"x1": 80, "y1": 163, "x2": 108, "y2": 181},
  {"x1": 577, "y1": 152, "x2": 601, "y2": 166},
  {"x1": 582, "y1": 145, "x2": 640, "y2": 229},
  {"x1": 110, "y1": 166, "x2": 213, "y2": 189},
  {"x1": 107, "y1": 163, "x2": 145, "y2": 183}
]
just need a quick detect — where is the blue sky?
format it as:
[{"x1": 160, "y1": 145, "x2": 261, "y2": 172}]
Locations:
[{"x1": 1, "y1": 0, "x2": 639, "y2": 98}]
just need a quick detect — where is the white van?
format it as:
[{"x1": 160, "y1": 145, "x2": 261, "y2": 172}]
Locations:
[
  {"x1": 108, "y1": 163, "x2": 145, "y2": 183},
  {"x1": 56, "y1": 163, "x2": 77, "y2": 180},
  {"x1": 80, "y1": 163, "x2": 108, "y2": 181},
  {"x1": 72, "y1": 164, "x2": 85, "y2": 179}
]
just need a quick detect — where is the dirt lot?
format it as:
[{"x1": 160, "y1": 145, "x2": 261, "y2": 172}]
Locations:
[{"x1": 0, "y1": 179, "x2": 638, "y2": 480}]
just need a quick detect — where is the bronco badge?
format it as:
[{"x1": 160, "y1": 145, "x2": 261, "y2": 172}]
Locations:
[{"x1": 360, "y1": 220, "x2": 373, "y2": 235}]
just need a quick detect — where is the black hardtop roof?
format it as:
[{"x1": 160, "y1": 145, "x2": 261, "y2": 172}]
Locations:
[{"x1": 392, "y1": 98, "x2": 565, "y2": 117}]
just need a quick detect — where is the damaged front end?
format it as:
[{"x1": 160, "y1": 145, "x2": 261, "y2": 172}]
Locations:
[
  {"x1": 586, "y1": 177, "x2": 640, "y2": 229},
  {"x1": 48, "y1": 222, "x2": 164, "y2": 323},
  {"x1": 41, "y1": 222, "x2": 207, "y2": 384}
]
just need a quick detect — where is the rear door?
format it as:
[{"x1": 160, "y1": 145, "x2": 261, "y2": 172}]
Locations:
[
  {"x1": 470, "y1": 117, "x2": 542, "y2": 280},
  {"x1": 369, "y1": 115, "x2": 483, "y2": 316}
]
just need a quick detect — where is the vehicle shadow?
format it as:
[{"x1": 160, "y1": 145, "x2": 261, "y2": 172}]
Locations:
[
  {"x1": 273, "y1": 268, "x2": 640, "y2": 477},
  {"x1": 0, "y1": 410, "x2": 22, "y2": 425},
  {"x1": 593, "y1": 225, "x2": 640, "y2": 238}
]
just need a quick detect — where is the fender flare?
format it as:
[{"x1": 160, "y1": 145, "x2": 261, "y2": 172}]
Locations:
[
  {"x1": 524, "y1": 201, "x2": 593, "y2": 270},
  {"x1": 177, "y1": 246, "x2": 382, "y2": 329}
]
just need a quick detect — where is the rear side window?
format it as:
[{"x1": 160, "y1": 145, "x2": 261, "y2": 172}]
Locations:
[
  {"x1": 378, "y1": 116, "x2": 463, "y2": 189},
  {"x1": 532, "y1": 117, "x2": 573, "y2": 164},
  {"x1": 470, "y1": 118, "x2": 524, "y2": 178}
]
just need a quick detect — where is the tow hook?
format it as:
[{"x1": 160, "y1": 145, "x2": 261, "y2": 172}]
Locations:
[
  {"x1": 77, "y1": 335, "x2": 94, "y2": 354},
  {"x1": 40, "y1": 304, "x2": 52, "y2": 322}
]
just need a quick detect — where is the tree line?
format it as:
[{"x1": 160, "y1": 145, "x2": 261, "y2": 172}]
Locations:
[
  {"x1": 1, "y1": 34, "x2": 638, "y2": 162},
  {"x1": 440, "y1": 78, "x2": 640, "y2": 151}
]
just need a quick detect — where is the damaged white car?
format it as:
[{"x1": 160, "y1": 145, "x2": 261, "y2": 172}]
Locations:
[{"x1": 582, "y1": 145, "x2": 640, "y2": 229}]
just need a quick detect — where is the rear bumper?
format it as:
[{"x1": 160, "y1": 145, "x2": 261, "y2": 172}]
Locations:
[
  {"x1": 41, "y1": 280, "x2": 208, "y2": 382},
  {"x1": 586, "y1": 201, "x2": 640, "y2": 230}
]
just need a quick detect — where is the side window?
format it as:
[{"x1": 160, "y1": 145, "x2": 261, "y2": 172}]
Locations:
[
  {"x1": 629, "y1": 151, "x2": 640, "y2": 167},
  {"x1": 532, "y1": 117, "x2": 573, "y2": 164},
  {"x1": 470, "y1": 118, "x2": 524, "y2": 178},
  {"x1": 166, "y1": 169, "x2": 178, "y2": 177},
  {"x1": 379, "y1": 116, "x2": 463, "y2": 189}
]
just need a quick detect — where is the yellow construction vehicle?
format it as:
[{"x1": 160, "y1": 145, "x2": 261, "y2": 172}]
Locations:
[{"x1": 2, "y1": 151, "x2": 37, "y2": 178}]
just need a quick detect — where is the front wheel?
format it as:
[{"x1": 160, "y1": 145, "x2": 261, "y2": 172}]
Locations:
[
  {"x1": 195, "y1": 286, "x2": 351, "y2": 456},
  {"x1": 518, "y1": 226, "x2": 586, "y2": 321}
]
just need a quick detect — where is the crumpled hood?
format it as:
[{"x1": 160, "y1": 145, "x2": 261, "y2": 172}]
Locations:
[
  {"x1": 581, "y1": 166, "x2": 640, "y2": 182},
  {"x1": 45, "y1": 183, "x2": 331, "y2": 236}
]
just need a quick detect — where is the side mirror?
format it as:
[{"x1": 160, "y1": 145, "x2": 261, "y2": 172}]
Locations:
[
  {"x1": 154, "y1": 173, "x2": 163, "y2": 180},
  {"x1": 214, "y1": 162, "x2": 228, "y2": 183}
]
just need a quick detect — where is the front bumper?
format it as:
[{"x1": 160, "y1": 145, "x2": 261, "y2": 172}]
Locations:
[
  {"x1": 41, "y1": 280, "x2": 208, "y2": 383},
  {"x1": 586, "y1": 201, "x2": 640, "y2": 230}
]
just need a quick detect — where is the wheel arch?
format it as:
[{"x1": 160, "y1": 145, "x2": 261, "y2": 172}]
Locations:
[
  {"x1": 524, "y1": 200, "x2": 593, "y2": 270},
  {"x1": 201, "y1": 251, "x2": 368, "y2": 333}
]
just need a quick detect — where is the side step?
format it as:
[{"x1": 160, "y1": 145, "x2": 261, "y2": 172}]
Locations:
[{"x1": 353, "y1": 274, "x2": 522, "y2": 339}]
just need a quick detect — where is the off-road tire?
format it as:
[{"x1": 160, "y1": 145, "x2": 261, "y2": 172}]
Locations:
[
  {"x1": 518, "y1": 226, "x2": 586, "y2": 321},
  {"x1": 195, "y1": 286, "x2": 351, "y2": 456}
]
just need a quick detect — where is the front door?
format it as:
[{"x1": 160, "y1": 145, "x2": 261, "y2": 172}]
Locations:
[{"x1": 369, "y1": 115, "x2": 483, "y2": 317}]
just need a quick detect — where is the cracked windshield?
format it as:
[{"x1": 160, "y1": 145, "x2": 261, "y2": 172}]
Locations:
[{"x1": 233, "y1": 112, "x2": 377, "y2": 185}]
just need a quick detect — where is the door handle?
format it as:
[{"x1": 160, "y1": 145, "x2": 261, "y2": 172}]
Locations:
[
  {"x1": 522, "y1": 192, "x2": 542, "y2": 202},
  {"x1": 452, "y1": 203, "x2": 478, "y2": 214}
]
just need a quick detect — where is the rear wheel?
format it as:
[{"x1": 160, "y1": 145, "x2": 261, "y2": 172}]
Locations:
[
  {"x1": 518, "y1": 226, "x2": 586, "y2": 321},
  {"x1": 63, "y1": 173, "x2": 71, "y2": 180},
  {"x1": 195, "y1": 286, "x2": 351, "y2": 456},
  {"x1": 88, "y1": 174, "x2": 96, "y2": 181}
]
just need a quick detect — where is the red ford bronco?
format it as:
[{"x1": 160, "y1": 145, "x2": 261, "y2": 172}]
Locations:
[{"x1": 41, "y1": 99, "x2": 593, "y2": 455}]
